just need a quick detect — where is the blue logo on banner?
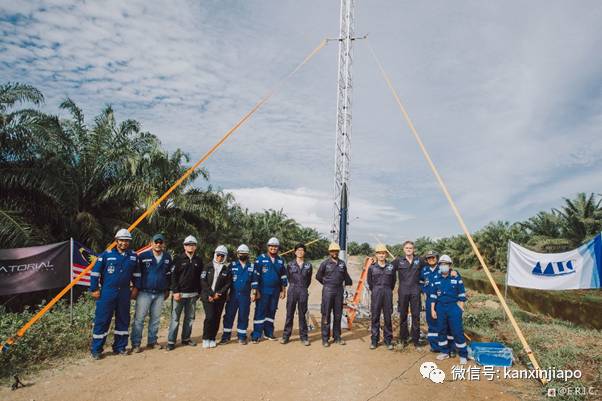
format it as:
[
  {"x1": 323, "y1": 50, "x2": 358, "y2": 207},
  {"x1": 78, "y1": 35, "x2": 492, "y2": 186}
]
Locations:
[{"x1": 532, "y1": 260, "x2": 576, "y2": 277}]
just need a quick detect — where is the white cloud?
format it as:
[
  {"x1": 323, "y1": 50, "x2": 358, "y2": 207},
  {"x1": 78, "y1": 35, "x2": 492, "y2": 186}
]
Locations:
[{"x1": 2, "y1": 0, "x2": 601, "y2": 241}]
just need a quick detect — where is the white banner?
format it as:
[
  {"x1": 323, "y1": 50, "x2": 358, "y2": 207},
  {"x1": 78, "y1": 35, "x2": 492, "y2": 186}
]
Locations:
[{"x1": 507, "y1": 234, "x2": 601, "y2": 290}]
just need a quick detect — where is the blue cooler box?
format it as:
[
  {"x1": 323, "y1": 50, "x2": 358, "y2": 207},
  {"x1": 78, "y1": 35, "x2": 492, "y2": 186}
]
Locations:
[{"x1": 469, "y1": 342, "x2": 513, "y2": 367}]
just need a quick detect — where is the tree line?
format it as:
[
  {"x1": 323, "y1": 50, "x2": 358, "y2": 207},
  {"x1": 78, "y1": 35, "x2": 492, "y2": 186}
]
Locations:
[
  {"x1": 0, "y1": 82, "x2": 328, "y2": 260},
  {"x1": 348, "y1": 192, "x2": 602, "y2": 271},
  {"x1": 3, "y1": 82, "x2": 600, "y2": 270}
]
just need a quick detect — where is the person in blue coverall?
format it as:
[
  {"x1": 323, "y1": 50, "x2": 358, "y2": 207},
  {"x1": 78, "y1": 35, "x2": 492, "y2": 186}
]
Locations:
[
  {"x1": 251, "y1": 237, "x2": 287, "y2": 343},
  {"x1": 420, "y1": 250, "x2": 440, "y2": 352},
  {"x1": 430, "y1": 254, "x2": 468, "y2": 365},
  {"x1": 220, "y1": 244, "x2": 255, "y2": 345},
  {"x1": 89, "y1": 228, "x2": 139, "y2": 359}
]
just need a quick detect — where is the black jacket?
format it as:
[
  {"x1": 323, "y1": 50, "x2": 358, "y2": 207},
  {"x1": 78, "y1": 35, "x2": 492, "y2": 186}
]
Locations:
[
  {"x1": 171, "y1": 253, "x2": 203, "y2": 293},
  {"x1": 200, "y1": 262, "x2": 232, "y2": 301}
]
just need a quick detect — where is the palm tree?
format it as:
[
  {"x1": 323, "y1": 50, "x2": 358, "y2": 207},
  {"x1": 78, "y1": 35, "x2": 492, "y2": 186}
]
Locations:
[
  {"x1": 553, "y1": 192, "x2": 602, "y2": 247},
  {"x1": 0, "y1": 83, "x2": 65, "y2": 247}
]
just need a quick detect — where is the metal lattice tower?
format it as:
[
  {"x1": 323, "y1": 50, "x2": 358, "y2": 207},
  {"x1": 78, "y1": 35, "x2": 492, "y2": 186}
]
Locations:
[{"x1": 331, "y1": 0, "x2": 356, "y2": 261}]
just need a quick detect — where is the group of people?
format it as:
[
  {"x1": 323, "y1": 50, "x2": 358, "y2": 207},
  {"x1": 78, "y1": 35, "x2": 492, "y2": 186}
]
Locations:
[
  {"x1": 89, "y1": 229, "x2": 468, "y2": 365},
  {"x1": 366, "y1": 242, "x2": 468, "y2": 364}
]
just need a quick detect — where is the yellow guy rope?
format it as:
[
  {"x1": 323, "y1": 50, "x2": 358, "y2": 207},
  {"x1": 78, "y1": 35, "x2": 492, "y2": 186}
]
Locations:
[
  {"x1": 367, "y1": 41, "x2": 546, "y2": 384},
  {"x1": 1, "y1": 39, "x2": 328, "y2": 352}
]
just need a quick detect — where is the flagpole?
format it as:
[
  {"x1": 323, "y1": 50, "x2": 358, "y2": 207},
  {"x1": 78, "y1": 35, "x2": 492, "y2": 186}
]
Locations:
[{"x1": 69, "y1": 238, "x2": 74, "y2": 325}]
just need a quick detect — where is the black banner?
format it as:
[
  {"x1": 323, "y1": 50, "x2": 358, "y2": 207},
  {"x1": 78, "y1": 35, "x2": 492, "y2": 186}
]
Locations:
[{"x1": 0, "y1": 241, "x2": 70, "y2": 296}]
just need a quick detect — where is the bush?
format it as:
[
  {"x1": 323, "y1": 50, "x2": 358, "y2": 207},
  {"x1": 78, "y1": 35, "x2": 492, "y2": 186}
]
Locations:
[{"x1": 0, "y1": 297, "x2": 95, "y2": 380}]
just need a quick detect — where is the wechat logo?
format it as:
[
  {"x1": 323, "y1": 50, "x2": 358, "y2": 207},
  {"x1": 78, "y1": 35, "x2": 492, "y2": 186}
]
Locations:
[{"x1": 420, "y1": 361, "x2": 446, "y2": 384}]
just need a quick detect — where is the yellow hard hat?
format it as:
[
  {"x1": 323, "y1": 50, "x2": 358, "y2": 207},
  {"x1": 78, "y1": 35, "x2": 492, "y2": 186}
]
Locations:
[
  {"x1": 328, "y1": 242, "x2": 341, "y2": 251},
  {"x1": 374, "y1": 244, "x2": 388, "y2": 253}
]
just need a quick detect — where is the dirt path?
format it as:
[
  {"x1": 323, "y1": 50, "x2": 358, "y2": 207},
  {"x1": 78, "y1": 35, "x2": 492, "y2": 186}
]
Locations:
[{"x1": 1, "y1": 257, "x2": 536, "y2": 401}]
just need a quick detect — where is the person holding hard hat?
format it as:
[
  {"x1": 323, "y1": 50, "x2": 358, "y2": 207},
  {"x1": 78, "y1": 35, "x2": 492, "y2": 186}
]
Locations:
[
  {"x1": 251, "y1": 237, "x2": 288, "y2": 343},
  {"x1": 367, "y1": 244, "x2": 396, "y2": 350},
  {"x1": 430, "y1": 254, "x2": 468, "y2": 364},
  {"x1": 220, "y1": 244, "x2": 255, "y2": 345},
  {"x1": 281, "y1": 243, "x2": 313, "y2": 346},
  {"x1": 200, "y1": 245, "x2": 232, "y2": 348},
  {"x1": 167, "y1": 235, "x2": 203, "y2": 350},
  {"x1": 89, "y1": 228, "x2": 139, "y2": 359},
  {"x1": 316, "y1": 242, "x2": 353, "y2": 347}
]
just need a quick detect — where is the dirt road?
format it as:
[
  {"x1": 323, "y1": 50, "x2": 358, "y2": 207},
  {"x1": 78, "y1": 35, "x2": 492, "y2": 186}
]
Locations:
[{"x1": 1, "y1": 257, "x2": 536, "y2": 401}]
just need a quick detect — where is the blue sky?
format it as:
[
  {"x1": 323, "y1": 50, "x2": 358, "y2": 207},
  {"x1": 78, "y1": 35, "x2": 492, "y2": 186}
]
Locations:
[{"x1": 2, "y1": 0, "x2": 601, "y2": 243}]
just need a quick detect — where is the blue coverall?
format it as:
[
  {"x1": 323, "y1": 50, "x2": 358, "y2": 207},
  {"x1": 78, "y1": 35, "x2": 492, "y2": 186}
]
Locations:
[
  {"x1": 430, "y1": 273, "x2": 468, "y2": 358},
  {"x1": 90, "y1": 249, "x2": 139, "y2": 355},
  {"x1": 221, "y1": 260, "x2": 255, "y2": 341},
  {"x1": 251, "y1": 254, "x2": 287, "y2": 340},
  {"x1": 420, "y1": 264, "x2": 440, "y2": 351}
]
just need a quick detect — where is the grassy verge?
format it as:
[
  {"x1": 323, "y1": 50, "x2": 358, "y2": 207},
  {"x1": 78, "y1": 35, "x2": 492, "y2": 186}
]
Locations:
[
  {"x1": 0, "y1": 295, "x2": 205, "y2": 384},
  {"x1": 0, "y1": 297, "x2": 95, "y2": 384},
  {"x1": 464, "y1": 291, "x2": 602, "y2": 401}
]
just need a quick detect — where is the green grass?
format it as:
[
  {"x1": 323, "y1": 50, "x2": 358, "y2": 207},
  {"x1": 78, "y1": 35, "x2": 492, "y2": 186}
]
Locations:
[
  {"x1": 0, "y1": 294, "x2": 195, "y2": 384},
  {"x1": 464, "y1": 290, "x2": 602, "y2": 401}
]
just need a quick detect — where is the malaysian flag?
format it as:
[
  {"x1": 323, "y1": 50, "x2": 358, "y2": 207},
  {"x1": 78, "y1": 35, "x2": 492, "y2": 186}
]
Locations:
[
  {"x1": 71, "y1": 240, "x2": 97, "y2": 286},
  {"x1": 70, "y1": 240, "x2": 153, "y2": 286}
]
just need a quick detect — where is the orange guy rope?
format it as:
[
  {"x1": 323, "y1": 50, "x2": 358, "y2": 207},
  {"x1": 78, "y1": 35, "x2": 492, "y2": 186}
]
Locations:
[
  {"x1": 280, "y1": 238, "x2": 321, "y2": 257},
  {"x1": 367, "y1": 41, "x2": 546, "y2": 383},
  {"x1": 2, "y1": 39, "x2": 328, "y2": 352}
]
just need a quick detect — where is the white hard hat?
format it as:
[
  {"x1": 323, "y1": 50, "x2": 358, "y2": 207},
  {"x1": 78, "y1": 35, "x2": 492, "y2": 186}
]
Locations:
[
  {"x1": 115, "y1": 228, "x2": 132, "y2": 240},
  {"x1": 237, "y1": 244, "x2": 250, "y2": 254},
  {"x1": 439, "y1": 254, "x2": 453, "y2": 264},
  {"x1": 267, "y1": 237, "x2": 280, "y2": 247},
  {"x1": 183, "y1": 235, "x2": 198, "y2": 245},
  {"x1": 214, "y1": 245, "x2": 228, "y2": 256}
]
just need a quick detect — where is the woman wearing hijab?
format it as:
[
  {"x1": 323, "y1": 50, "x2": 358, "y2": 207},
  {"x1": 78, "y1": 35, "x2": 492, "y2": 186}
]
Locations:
[{"x1": 200, "y1": 245, "x2": 232, "y2": 348}]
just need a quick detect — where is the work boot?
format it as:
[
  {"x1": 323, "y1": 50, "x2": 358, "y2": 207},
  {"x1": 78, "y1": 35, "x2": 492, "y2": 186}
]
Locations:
[
  {"x1": 322, "y1": 341, "x2": 330, "y2": 348},
  {"x1": 147, "y1": 343, "x2": 163, "y2": 350},
  {"x1": 386, "y1": 343, "x2": 394, "y2": 351},
  {"x1": 132, "y1": 346, "x2": 142, "y2": 354},
  {"x1": 219, "y1": 338, "x2": 230, "y2": 345},
  {"x1": 251, "y1": 338, "x2": 260, "y2": 344},
  {"x1": 114, "y1": 350, "x2": 128, "y2": 356},
  {"x1": 91, "y1": 353, "x2": 102, "y2": 360},
  {"x1": 303, "y1": 339, "x2": 311, "y2": 346},
  {"x1": 182, "y1": 340, "x2": 197, "y2": 347},
  {"x1": 280, "y1": 337, "x2": 289, "y2": 344},
  {"x1": 334, "y1": 339, "x2": 346, "y2": 346},
  {"x1": 239, "y1": 338, "x2": 248, "y2": 345},
  {"x1": 166, "y1": 344, "x2": 175, "y2": 351},
  {"x1": 370, "y1": 341, "x2": 377, "y2": 350},
  {"x1": 265, "y1": 336, "x2": 277, "y2": 341}
]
